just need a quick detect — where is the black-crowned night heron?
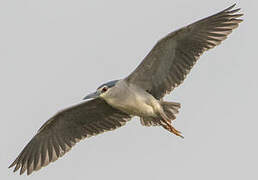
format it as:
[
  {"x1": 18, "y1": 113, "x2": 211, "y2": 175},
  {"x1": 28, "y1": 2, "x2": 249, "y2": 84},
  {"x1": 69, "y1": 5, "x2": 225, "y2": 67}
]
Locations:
[{"x1": 9, "y1": 4, "x2": 243, "y2": 175}]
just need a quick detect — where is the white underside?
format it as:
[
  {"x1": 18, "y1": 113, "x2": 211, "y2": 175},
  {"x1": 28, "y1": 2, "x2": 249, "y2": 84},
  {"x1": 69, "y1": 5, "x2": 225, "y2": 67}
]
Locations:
[{"x1": 102, "y1": 80, "x2": 161, "y2": 117}]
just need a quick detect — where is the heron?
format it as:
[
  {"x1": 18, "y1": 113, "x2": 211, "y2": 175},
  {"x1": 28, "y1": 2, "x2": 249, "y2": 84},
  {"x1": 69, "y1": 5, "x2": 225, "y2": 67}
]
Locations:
[{"x1": 9, "y1": 4, "x2": 243, "y2": 175}]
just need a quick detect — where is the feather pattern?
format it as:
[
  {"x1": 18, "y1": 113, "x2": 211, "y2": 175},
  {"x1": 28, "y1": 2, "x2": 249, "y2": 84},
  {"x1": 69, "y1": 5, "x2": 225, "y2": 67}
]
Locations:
[
  {"x1": 9, "y1": 98, "x2": 131, "y2": 175},
  {"x1": 126, "y1": 4, "x2": 243, "y2": 99}
]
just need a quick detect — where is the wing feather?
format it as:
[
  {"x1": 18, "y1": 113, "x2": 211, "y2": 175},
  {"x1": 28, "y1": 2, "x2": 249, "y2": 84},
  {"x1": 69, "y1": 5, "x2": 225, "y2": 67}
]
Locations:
[
  {"x1": 9, "y1": 98, "x2": 131, "y2": 175},
  {"x1": 126, "y1": 4, "x2": 243, "y2": 99}
]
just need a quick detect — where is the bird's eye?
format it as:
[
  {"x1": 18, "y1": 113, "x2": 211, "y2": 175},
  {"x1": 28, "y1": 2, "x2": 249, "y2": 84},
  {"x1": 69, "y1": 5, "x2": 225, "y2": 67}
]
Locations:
[{"x1": 101, "y1": 87, "x2": 108, "y2": 93}]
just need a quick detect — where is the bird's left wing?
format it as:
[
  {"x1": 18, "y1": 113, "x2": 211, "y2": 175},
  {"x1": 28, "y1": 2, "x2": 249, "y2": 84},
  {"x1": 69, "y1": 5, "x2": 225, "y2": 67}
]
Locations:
[
  {"x1": 125, "y1": 4, "x2": 243, "y2": 99},
  {"x1": 9, "y1": 98, "x2": 131, "y2": 175}
]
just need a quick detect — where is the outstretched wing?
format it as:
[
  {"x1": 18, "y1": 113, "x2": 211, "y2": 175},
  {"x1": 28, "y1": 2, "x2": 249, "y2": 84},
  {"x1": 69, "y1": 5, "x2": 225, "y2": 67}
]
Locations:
[
  {"x1": 9, "y1": 98, "x2": 131, "y2": 175},
  {"x1": 125, "y1": 4, "x2": 243, "y2": 99}
]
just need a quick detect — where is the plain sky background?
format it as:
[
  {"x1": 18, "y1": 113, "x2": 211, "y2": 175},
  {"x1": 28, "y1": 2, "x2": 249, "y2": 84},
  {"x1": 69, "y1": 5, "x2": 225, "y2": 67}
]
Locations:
[{"x1": 1, "y1": 0, "x2": 257, "y2": 179}]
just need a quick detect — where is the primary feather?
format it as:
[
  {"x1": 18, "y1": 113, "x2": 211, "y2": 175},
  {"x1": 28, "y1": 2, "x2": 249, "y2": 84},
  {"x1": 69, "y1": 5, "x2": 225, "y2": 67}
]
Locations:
[{"x1": 126, "y1": 4, "x2": 243, "y2": 99}]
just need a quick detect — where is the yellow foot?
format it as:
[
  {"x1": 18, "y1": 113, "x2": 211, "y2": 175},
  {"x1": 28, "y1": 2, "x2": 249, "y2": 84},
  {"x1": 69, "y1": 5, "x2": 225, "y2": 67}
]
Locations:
[
  {"x1": 162, "y1": 120, "x2": 184, "y2": 138},
  {"x1": 170, "y1": 126, "x2": 184, "y2": 139}
]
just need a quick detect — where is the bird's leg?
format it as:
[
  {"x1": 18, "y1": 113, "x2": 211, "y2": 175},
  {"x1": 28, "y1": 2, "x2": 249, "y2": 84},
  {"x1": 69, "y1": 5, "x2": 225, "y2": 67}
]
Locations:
[
  {"x1": 159, "y1": 113, "x2": 184, "y2": 138},
  {"x1": 162, "y1": 122, "x2": 184, "y2": 138}
]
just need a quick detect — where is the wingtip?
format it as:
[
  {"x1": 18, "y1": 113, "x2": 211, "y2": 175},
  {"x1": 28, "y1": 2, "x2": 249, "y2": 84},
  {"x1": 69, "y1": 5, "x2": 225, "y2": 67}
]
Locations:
[
  {"x1": 225, "y1": 4, "x2": 244, "y2": 22},
  {"x1": 20, "y1": 165, "x2": 27, "y2": 175},
  {"x1": 226, "y1": 3, "x2": 236, "y2": 11},
  {"x1": 8, "y1": 159, "x2": 17, "y2": 169},
  {"x1": 238, "y1": 18, "x2": 244, "y2": 23},
  {"x1": 214, "y1": 3, "x2": 242, "y2": 17},
  {"x1": 224, "y1": 3, "x2": 240, "y2": 13},
  {"x1": 228, "y1": 8, "x2": 241, "y2": 14}
]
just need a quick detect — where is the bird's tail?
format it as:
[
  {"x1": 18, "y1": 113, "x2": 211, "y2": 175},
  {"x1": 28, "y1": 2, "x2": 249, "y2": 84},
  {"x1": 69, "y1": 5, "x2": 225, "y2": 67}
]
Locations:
[
  {"x1": 140, "y1": 101, "x2": 181, "y2": 126},
  {"x1": 161, "y1": 101, "x2": 181, "y2": 122}
]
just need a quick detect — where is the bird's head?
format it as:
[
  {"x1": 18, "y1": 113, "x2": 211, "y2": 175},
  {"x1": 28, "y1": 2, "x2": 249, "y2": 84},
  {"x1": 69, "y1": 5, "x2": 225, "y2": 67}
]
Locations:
[{"x1": 83, "y1": 80, "x2": 119, "y2": 100}]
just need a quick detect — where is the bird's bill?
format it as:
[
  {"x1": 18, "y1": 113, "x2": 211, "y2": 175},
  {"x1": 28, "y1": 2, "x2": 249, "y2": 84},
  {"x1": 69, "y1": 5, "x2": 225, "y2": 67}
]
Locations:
[{"x1": 83, "y1": 91, "x2": 100, "y2": 100}]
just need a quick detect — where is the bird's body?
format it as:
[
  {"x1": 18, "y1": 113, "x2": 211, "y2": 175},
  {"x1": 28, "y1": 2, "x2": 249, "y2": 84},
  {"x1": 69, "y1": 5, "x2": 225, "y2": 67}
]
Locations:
[
  {"x1": 9, "y1": 4, "x2": 243, "y2": 175},
  {"x1": 102, "y1": 80, "x2": 181, "y2": 135},
  {"x1": 103, "y1": 80, "x2": 161, "y2": 117}
]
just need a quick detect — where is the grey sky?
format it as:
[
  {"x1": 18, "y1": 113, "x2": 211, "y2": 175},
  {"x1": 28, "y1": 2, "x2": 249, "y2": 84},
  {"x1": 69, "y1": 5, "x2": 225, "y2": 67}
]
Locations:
[{"x1": 1, "y1": 0, "x2": 257, "y2": 179}]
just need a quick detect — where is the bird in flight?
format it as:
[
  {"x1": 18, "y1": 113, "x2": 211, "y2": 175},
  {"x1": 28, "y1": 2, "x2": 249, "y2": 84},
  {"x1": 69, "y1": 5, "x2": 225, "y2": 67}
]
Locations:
[{"x1": 9, "y1": 4, "x2": 243, "y2": 175}]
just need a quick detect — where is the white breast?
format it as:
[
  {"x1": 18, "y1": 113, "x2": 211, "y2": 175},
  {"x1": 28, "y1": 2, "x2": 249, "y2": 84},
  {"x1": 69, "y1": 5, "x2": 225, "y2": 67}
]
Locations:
[{"x1": 104, "y1": 80, "x2": 160, "y2": 117}]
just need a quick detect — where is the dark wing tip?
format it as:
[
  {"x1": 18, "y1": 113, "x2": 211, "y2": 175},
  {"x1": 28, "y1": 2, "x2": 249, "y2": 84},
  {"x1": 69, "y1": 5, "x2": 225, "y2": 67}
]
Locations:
[
  {"x1": 224, "y1": 3, "x2": 236, "y2": 12},
  {"x1": 225, "y1": 4, "x2": 244, "y2": 18},
  {"x1": 8, "y1": 159, "x2": 17, "y2": 169},
  {"x1": 207, "y1": 3, "x2": 243, "y2": 21}
]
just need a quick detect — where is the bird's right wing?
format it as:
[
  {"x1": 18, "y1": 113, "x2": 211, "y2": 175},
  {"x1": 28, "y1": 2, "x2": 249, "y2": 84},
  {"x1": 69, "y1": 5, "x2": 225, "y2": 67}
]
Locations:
[
  {"x1": 125, "y1": 4, "x2": 243, "y2": 99},
  {"x1": 9, "y1": 98, "x2": 132, "y2": 175}
]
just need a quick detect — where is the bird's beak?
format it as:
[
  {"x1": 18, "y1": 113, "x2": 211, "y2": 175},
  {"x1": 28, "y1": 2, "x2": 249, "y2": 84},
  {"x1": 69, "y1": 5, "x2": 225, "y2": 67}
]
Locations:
[{"x1": 83, "y1": 91, "x2": 100, "y2": 100}]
